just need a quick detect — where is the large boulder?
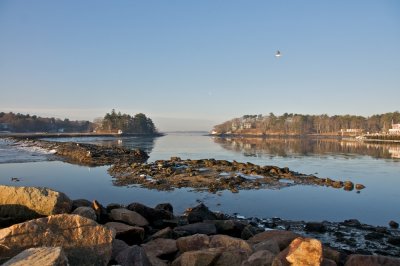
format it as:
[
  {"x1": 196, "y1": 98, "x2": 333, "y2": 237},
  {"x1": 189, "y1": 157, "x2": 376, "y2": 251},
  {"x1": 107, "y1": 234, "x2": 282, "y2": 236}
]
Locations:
[
  {"x1": 2, "y1": 247, "x2": 68, "y2": 266},
  {"x1": 186, "y1": 203, "x2": 217, "y2": 223},
  {"x1": 241, "y1": 250, "x2": 275, "y2": 266},
  {"x1": 105, "y1": 222, "x2": 145, "y2": 245},
  {"x1": 176, "y1": 234, "x2": 210, "y2": 252},
  {"x1": 248, "y1": 230, "x2": 301, "y2": 250},
  {"x1": 142, "y1": 238, "x2": 178, "y2": 258},
  {"x1": 171, "y1": 248, "x2": 223, "y2": 266},
  {"x1": 72, "y1": 206, "x2": 97, "y2": 221},
  {"x1": 344, "y1": 254, "x2": 400, "y2": 266},
  {"x1": 110, "y1": 208, "x2": 149, "y2": 227},
  {"x1": 174, "y1": 222, "x2": 217, "y2": 235},
  {"x1": 0, "y1": 185, "x2": 72, "y2": 221},
  {"x1": 0, "y1": 214, "x2": 115, "y2": 265},
  {"x1": 127, "y1": 202, "x2": 173, "y2": 224},
  {"x1": 209, "y1": 235, "x2": 253, "y2": 254},
  {"x1": 285, "y1": 237, "x2": 322, "y2": 266},
  {"x1": 115, "y1": 245, "x2": 151, "y2": 266}
]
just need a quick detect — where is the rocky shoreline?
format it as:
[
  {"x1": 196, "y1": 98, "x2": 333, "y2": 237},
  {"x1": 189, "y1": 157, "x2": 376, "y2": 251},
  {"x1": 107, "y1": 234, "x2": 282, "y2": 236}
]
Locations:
[
  {"x1": 3, "y1": 137, "x2": 149, "y2": 166},
  {"x1": 0, "y1": 185, "x2": 399, "y2": 265},
  {"x1": 109, "y1": 157, "x2": 364, "y2": 193}
]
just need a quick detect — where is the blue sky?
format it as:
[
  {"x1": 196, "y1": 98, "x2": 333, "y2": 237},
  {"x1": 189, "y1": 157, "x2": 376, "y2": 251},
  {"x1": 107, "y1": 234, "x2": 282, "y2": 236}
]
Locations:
[{"x1": 1, "y1": 1, "x2": 399, "y2": 131}]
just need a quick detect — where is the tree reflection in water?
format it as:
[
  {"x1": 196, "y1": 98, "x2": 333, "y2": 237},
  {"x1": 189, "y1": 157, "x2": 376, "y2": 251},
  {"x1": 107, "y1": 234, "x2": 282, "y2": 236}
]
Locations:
[{"x1": 213, "y1": 137, "x2": 400, "y2": 159}]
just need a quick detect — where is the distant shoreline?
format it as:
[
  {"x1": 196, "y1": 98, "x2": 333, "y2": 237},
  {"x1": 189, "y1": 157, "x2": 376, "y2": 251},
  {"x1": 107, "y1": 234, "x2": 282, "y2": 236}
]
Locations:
[{"x1": 0, "y1": 132, "x2": 165, "y2": 139}]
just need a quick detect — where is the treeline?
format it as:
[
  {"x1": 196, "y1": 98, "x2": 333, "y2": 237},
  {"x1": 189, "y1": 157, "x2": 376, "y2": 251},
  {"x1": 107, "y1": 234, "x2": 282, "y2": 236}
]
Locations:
[
  {"x1": 97, "y1": 109, "x2": 157, "y2": 134},
  {"x1": 213, "y1": 112, "x2": 400, "y2": 135},
  {"x1": 0, "y1": 112, "x2": 92, "y2": 133}
]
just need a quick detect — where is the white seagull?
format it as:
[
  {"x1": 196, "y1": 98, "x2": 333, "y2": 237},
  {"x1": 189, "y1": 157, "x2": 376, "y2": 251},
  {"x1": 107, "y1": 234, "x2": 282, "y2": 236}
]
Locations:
[{"x1": 275, "y1": 50, "x2": 282, "y2": 58}]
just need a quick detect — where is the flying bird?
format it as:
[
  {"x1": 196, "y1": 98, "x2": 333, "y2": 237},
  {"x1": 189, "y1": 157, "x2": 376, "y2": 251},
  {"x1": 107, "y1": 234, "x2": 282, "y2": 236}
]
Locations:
[{"x1": 275, "y1": 50, "x2": 281, "y2": 58}]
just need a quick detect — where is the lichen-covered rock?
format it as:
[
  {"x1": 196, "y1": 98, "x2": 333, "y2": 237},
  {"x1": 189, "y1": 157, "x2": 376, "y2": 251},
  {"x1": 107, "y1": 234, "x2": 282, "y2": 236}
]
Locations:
[
  {"x1": 2, "y1": 247, "x2": 68, "y2": 266},
  {"x1": 285, "y1": 237, "x2": 322, "y2": 266},
  {"x1": 0, "y1": 185, "x2": 72, "y2": 221},
  {"x1": 0, "y1": 214, "x2": 114, "y2": 265}
]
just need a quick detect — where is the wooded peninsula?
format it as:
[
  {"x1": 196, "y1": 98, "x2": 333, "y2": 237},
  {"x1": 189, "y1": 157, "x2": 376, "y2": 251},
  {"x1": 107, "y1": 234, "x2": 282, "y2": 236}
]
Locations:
[{"x1": 213, "y1": 112, "x2": 400, "y2": 136}]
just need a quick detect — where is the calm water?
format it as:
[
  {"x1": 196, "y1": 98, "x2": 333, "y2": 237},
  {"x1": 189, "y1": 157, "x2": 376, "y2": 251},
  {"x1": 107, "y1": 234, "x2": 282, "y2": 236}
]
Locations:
[{"x1": 0, "y1": 133, "x2": 399, "y2": 226}]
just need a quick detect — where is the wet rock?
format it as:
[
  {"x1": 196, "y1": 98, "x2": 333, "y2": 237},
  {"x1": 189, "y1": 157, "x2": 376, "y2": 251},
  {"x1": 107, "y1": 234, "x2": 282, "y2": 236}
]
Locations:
[
  {"x1": 241, "y1": 250, "x2": 275, "y2": 266},
  {"x1": 110, "y1": 208, "x2": 149, "y2": 227},
  {"x1": 248, "y1": 230, "x2": 301, "y2": 250},
  {"x1": 2, "y1": 247, "x2": 68, "y2": 266},
  {"x1": 187, "y1": 203, "x2": 218, "y2": 223},
  {"x1": 387, "y1": 236, "x2": 400, "y2": 246},
  {"x1": 0, "y1": 214, "x2": 114, "y2": 265},
  {"x1": 72, "y1": 206, "x2": 97, "y2": 221},
  {"x1": 174, "y1": 222, "x2": 217, "y2": 235},
  {"x1": 106, "y1": 203, "x2": 124, "y2": 213},
  {"x1": 364, "y1": 232, "x2": 384, "y2": 241},
  {"x1": 171, "y1": 248, "x2": 223, "y2": 266},
  {"x1": 155, "y1": 203, "x2": 174, "y2": 213},
  {"x1": 344, "y1": 254, "x2": 400, "y2": 266},
  {"x1": 0, "y1": 185, "x2": 72, "y2": 221},
  {"x1": 241, "y1": 224, "x2": 264, "y2": 240},
  {"x1": 176, "y1": 234, "x2": 210, "y2": 252},
  {"x1": 115, "y1": 245, "x2": 151, "y2": 266},
  {"x1": 285, "y1": 237, "x2": 323, "y2": 266},
  {"x1": 341, "y1": 219, "x2": 362, "y2": 228},
  {"x1": 389, "y1": 220, "x2": 399, "y2": 229},
  {"x1": 209, "y1": 235, "x2": 253, "y2": 254},
  {"x1": 105, "y1": 222, "x2": 145, "y2": 245},
  {"x1": 305, "y1": 222, "x2": 327, "y2": 233},
  {"x1": 127, "y1": 202, "x2": 173, "y2": 224}
]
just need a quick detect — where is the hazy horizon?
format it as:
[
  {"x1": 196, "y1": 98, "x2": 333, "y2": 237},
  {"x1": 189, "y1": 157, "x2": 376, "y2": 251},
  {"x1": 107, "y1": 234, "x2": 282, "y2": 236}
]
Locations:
[{"x1": 1, "y1": 1, "x2": 399, "y2": 131}]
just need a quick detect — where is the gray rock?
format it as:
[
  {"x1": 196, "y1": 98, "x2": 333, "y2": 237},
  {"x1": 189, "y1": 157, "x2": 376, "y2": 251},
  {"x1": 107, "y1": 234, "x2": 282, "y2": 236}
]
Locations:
[
  {"x1": 0, "y1": 185, "x2": 72, "y2": 221},
  {"x1": 110, "y1": 208, "x2": 149, "y2": 227},
  {"x1": 142, "y1": 238, "x2": 178, "y2": 258},
  {"x1": 344, "y1": 254, "x2": 400, "y2": 266},
  {"x1": 248, "y1": 230, "x2": 300, "y2": 250},
  {"x1": 241, "y1": 250, "x2": 275, "y2": 266},
  {"x1": 174, "y1": 222, "x2": 217, "y2": 235},
  {"x1": 215, "y1": 249, "x2": 249, "y2": 266},
  {"x1": 187, "y1": 203, "x2": 217, "y2": 223},
  {"x1": 115, "y1": 245, "x2": 151, "y2": 266},
  {"x1": 72, "y1": 206, "x2": 97, "y2": 221},
  {"x1": 2, "y1": 247, "x2": 68, "y2": 266},
  {"x1": 105, "y1": 222, "x2": 145, "y2": 245},
  {"x1": 0, "y1": 214, "x2": 114, "y2": 266},
  {"x1": 253, "y1": 239, "x2": 280, "y2": 254},
  {"x1": 111, "y1": 239, "x2": 129, "y2": 261}
]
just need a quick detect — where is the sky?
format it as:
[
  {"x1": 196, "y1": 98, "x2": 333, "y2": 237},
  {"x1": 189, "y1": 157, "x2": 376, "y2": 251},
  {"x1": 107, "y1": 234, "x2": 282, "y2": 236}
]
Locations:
[{"x1": 1, "y1": 1, "x2": 399, "y2": 131}]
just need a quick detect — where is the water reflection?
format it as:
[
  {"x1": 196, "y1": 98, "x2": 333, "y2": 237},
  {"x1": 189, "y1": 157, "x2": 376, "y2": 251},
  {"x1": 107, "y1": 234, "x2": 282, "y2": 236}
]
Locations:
[
  {"x1": 42, "y1": 136, "x2": 157, "y2": 154},
  {"x1": 213, "y1": 137, "x2": 400, "y2": 159}
]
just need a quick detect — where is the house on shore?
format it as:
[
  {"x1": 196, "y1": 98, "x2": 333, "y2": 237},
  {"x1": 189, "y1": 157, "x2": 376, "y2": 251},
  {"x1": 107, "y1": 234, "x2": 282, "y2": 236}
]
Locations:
[{"x1": 389, "y1": 124, "x2": 400, "y2": 135}]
